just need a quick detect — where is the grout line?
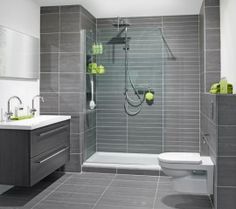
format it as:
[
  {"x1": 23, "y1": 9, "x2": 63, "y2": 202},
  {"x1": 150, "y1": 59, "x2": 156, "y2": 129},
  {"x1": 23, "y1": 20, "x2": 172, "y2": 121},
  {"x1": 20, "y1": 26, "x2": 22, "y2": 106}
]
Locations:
[
  {"x1": 152, "y1": 175, "x2": 160, "y2": 209},
  {"x1": 30, "y1": 174, "x2": 74, "y2": 209},
  {"x1": 57, "y1": 6, "x2": 61, "y2": 114},
  {"x1": 91, "y1": 173, "x2": 117, "y2": 209},
  {"x1": 198, "y1": 13, "x2": 201, "y2": 153},
  {"x1": 161, "y1": 16, "x2": 165, "y2": 153}
]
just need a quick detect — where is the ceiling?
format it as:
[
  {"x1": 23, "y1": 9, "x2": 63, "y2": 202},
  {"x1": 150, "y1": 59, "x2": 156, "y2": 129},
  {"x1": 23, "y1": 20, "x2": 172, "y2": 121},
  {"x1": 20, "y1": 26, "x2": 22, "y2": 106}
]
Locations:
[{"x1": 34, "y1": 0, "x2": 203, "y2": 18}]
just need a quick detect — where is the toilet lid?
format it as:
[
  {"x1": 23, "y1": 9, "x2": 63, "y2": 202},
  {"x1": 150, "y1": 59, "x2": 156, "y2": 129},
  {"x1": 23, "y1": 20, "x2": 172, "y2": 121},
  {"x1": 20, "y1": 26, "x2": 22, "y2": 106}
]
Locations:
[{"x1": 158, "y1": 152, "x2": 202, "y2": 164}]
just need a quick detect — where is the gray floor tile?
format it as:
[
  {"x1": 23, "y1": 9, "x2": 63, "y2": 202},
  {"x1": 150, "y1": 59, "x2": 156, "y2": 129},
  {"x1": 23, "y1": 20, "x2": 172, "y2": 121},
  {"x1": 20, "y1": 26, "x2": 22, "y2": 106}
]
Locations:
[
  {"x1": 45, "y1": 191, "x2": 100, "y2": 205},
  {"x1": 33, "y1": 201, "x2": 93, "y2": 209},
  {"x1": 105, "y1": 186, "x2": 156, "y2": 197},
  {"x1": 111, "y1": 179, "x2": 157, "y2": 190},
  {"x1": 56, "y1": 184, "x2": 106, "y2": 195},
  {"x1": 0, "y1": 173, "x2": 70, "y2": 209},
  {"x1": 0, "y1": 173, "x2": 213, "y2": 209},
  {"x1": 64, "y1": 176, "x2": 112, "y2": 187},
  {"x1": 99, "y1": 193, "x2": 154, "y2": 208},
  {"x1": 94, "y1": 203, "x2": 152, "y2": 209},
  {"x1": 79, "y1": 172, "x2": 115, "y2": 180}
]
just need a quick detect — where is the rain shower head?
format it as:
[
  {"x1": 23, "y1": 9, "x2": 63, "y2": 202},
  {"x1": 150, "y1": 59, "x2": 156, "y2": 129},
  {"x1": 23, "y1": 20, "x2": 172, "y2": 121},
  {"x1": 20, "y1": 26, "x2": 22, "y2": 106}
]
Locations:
[
  {"x1": 107, "y1": 37, "x2": 131, "y2": 45},
  {"x1": 112, "y1": 18, "x2": 131, "y2": 28},
  {"x1": 112, "y1": 23, "x2": 130, "y2": 28}
]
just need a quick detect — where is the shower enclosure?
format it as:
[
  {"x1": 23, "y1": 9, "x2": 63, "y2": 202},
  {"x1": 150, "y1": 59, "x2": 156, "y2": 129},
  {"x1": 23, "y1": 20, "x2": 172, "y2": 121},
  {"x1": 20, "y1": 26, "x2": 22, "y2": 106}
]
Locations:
[{"x1": 82, "y1": 17, "x2": 199, "y2": 172}]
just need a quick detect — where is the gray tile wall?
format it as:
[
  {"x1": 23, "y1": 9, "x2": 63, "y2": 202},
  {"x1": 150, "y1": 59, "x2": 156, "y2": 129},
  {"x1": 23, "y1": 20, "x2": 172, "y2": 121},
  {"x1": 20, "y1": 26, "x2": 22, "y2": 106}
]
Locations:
[
  {"x1": 200, "y1": 94, "x2": 236, "y2": 209},
  {"x1": 40, "y1": 5, "x2": 96, "y2": 172},
  {"x1": 163, "y1": 16, "x2": 200, "y2": 152},
  {"x1": 96, "y1": 17, "x2": 163, "y2": 153},
  {"x1": 199, "y1": 0, "x2": 221, "y2": 208},
  {"x1": 217, "y1": 95, "x2": 236, "y2": 209},
  {"x1": 96, "y1": 16, "x2": 200, "y2": 153},
  {"x1": 200, "y1": 93, "x2": 217, "y2": 207},
  {"x1": 200, "y1": 0, "x2": 221, "y2": 93}
]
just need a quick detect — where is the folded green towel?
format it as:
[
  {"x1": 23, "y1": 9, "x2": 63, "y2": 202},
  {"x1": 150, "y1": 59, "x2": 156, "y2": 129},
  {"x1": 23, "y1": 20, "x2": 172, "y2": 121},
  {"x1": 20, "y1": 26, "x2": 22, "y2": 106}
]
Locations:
[
  {"x1": 10, "y1": 115, "x2": 34, "y2": 120},
  {"x1": 211, "y1": 83, "x2": 220, "y2": 90},
  {"x1": 210, "y1": 83, "x2": 233, "y2": 94},
  {"x1": 210, "y1": 83, "x2": 220, "y2": 94},
  {"x1": 210, "y1": 89, "x2": 220, "y2": 94}
]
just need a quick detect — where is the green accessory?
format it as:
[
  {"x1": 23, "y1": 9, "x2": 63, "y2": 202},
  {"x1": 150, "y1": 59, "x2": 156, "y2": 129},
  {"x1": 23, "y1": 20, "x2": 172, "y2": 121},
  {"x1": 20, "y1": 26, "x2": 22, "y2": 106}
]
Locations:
[
  {"x1": 209, "y1": 81, "x2": 234, "y2": 94},
  {"x1": 220, "y1": 77, "x2": 228, "y2": 94},
  {"x1": 88, "y1": 63, "x2": 97, "y2": 74},
  {"x1": 92, "y1": 43, "x2": 103, "y2": 55},
  {"x1": 10, "y1": 115, "x2": 34, "y2": 120},
  {"x1": 227, "y1": 83, "x2": 233, "y2": 94},
  {"x1": 209, "y1": 83, "x2": 220, "y2": 94},
  {"x1": 145, "y1": 91, "x2": 154, "y2": 101},
  {"x1": 92, "y1": 44, "x2": 97, "y2": 55},
  {"x1": 97, "y1": 65, "x2": 105, "y2": 74}
]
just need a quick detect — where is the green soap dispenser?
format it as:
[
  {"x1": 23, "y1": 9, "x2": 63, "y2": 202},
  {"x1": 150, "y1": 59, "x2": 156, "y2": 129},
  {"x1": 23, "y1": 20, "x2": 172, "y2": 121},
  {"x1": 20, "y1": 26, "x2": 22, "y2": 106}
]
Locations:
[{"x1": 220, "y1": 77, "x2": 228, "y2": 94}]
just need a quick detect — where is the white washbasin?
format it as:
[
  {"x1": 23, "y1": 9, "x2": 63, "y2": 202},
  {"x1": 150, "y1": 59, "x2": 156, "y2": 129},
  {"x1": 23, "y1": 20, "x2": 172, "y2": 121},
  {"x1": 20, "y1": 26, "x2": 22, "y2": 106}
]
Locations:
[{"x1": 0, "y1": 115, "x2": 71, "y2": 130}]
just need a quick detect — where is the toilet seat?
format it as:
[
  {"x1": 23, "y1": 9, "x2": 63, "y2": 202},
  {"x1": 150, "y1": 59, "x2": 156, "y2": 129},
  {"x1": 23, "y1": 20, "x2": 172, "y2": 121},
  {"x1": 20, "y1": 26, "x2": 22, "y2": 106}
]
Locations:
[{"x1": 158, "y1": 152, "x2": 202, "y2": 165}]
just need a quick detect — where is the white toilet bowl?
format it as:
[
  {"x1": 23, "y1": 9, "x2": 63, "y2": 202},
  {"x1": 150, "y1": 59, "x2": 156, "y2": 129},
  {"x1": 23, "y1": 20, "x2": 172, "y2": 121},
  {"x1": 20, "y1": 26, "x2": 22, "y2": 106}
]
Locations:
[
  {"x1": 159, "y1": 152, "x2": 202, "y2": 177},
  {"x1": 158, "y1": 152, "x2": 214, "y2": 195}
]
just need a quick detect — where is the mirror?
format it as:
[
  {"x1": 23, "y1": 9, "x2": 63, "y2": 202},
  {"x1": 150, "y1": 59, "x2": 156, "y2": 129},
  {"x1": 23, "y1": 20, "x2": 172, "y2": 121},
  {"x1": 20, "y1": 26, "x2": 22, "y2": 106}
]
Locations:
[{"x1": 0, "y1": 25, "x2": 39, "y2": 79}]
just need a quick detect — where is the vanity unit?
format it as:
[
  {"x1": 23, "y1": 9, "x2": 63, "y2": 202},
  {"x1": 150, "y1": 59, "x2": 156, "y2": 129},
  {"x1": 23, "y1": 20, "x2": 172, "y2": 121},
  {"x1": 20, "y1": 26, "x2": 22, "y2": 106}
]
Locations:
[{"x1": 0, "y1": 115, "x2": 71, "y2": 187}]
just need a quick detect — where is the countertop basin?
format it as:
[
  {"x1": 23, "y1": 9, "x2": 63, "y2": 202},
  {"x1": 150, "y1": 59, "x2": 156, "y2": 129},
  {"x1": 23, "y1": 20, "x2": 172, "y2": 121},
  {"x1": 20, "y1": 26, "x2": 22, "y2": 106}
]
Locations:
[{"x1": 0, "y1": 115, "x2": 71, "y2": 130}]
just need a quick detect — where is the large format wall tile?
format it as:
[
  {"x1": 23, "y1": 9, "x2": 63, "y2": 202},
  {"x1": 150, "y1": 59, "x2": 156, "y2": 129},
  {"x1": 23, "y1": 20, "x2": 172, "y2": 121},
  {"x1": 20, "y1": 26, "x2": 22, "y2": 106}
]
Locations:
[
  {"x1": 59, "y1": 73, "x2": 84, "y2": 92},
  {"x1": 61, "y1": 13, "x2": 81, "y2": 32},
  {"x1": 218, "y1": 126, "x2": 236, "y2": 157},
  {"x1": 40, "y1": 73, "x2": 59, "y2": 92},
  {"x1": 40, "y1": 5, "x2": 96, "y2": 171},
  {"x1": 60, "y1": 33, "x2": 81, "y2": 52},
  {"x1": 41, "y1": 13, "x2": 60, "y2": 33},
  {"x1": 200, "y1": 0, "x2": 221, "y2": 93},
  {"x1": 217, "y1": 187, "x2": 236, "y2": 209},
  {"x1": 40, "y1": 34, "x2": 59, "y2": 53},
  {"x1": 41, "y1": 53, "x2": 59, "y2": 73},
  {"x1": 217, "y1": 157, "x2": 236, "y2": 187},
  {"x1": 205, "y1": 7, "x2": 220, "y2": 28},
  {"x1": 217, "y1": 96, "x2": 236, "y2": 125},
  {"x1": 60, "y1": 53, "x2": 82, "y2": 73}
]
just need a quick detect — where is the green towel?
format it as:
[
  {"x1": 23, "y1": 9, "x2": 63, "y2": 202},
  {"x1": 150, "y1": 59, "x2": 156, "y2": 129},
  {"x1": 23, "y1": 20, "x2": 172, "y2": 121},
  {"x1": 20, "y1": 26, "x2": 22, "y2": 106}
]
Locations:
[
  {"x1": 210, "y1": 83, "x2": 220, "y2": 94},
  {"x1": 10, "y1": 115, "x2": 34, "y2": 120},
  {"x1": 210, "y1": 83, "x2": 233, "y2": 94}
]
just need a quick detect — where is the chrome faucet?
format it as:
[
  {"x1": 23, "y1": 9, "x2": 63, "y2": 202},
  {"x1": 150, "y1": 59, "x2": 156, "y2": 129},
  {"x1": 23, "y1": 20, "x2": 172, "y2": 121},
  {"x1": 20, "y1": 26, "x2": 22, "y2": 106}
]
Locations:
[
  {"x1": 31, "y1": 95, "x2": 44, "y2": 116},
  {"x1": 6, "y1": 96, "x2": 23, "y2": 120}
]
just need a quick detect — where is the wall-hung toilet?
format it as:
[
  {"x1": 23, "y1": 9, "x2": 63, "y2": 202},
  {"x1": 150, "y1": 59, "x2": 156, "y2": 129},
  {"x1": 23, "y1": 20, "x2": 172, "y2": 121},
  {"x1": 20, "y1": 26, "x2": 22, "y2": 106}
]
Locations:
[{"x1": 158, "y1": 152, "x2": 214, "y2": 195}]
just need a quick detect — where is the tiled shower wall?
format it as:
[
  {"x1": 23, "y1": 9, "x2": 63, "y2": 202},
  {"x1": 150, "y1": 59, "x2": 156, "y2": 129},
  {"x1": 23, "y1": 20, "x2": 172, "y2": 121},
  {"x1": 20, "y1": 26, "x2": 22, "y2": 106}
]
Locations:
[
  {"x1": 40, "y1": 5, "x2": 96, "y2": 172},
  {"x1": 199, "y1": 1, "x2": 225, "y2": 209},
  {"x1": 96, "y1": 16, "x2": 200, "y2": 154},
  {"x1": 200, "y1": 0, "x2": 221, "y2": 93}
]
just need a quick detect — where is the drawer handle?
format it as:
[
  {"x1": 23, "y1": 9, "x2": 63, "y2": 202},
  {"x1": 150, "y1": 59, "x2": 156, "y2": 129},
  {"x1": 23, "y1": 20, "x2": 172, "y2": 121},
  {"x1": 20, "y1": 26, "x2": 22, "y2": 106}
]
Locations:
[
  {"x1": 36, "y1": 147, "x2": 68, "y2": 164},
  {"x1": 39, "y1": 125, "x2": 68, "y2": 137}
]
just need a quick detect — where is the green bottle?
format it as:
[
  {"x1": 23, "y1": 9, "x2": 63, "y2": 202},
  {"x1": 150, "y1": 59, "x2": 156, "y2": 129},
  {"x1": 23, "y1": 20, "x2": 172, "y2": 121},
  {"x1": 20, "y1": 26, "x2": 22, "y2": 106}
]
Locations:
[{"x1": 220, "y1": 77, "x2": 228, "y2": 94}]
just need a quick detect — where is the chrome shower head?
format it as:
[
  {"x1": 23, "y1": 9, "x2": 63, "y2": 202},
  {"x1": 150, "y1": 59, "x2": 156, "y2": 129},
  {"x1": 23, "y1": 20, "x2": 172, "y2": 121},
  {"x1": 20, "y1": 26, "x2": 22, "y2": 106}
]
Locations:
[{"x1": 112, "y1": 18, "x2": 130, "y2": 28}]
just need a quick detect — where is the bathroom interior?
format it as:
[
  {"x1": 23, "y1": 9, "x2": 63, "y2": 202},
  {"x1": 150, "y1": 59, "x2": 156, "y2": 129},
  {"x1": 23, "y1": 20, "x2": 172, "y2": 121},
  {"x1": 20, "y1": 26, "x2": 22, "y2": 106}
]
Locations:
[{"x1": 0, "y1": 0, "x2": 236, "y2": 208}]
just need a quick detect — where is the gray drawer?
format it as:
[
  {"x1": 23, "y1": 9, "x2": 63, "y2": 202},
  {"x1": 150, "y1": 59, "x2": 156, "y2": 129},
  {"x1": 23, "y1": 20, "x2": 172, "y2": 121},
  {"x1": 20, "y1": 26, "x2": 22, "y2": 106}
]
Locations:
[
  {"x1": 31, "y1": 120, "x2": 70, "y2": 158},
  {"x1": 30, "y1": 146, "x2": 69, "y2": 186}
]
